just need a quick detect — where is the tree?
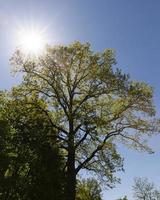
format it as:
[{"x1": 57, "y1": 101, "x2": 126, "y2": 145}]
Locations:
[
  {"x1": 133, "y1": 177, "x2": 160, "y2": 200},
  {"x1": 76, "y1": 178, "x2": 102, "y2": 200},
  {"x1": 117, "y1": 196, "x2": 128, "y2": 200},
  {"x1": 11, "y1": 42, "x2": 158, "y2": 200},
  {"x1": 0, "y1": 92, "x2": 65, "y2": 200}
]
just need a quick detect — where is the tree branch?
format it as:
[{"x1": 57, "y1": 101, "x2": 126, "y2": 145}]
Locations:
[
  {"x1": 26, "y1": 101, "x2": 69, "y2": 136},
  {"x1": 75, "y1": 126, "x2": 131, "y2": 174}
]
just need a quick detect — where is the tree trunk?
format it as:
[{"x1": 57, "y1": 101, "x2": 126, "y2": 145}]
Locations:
[
  {"x1": 66, "y1": 149, "x2": 76, "y2": 200},
  {"x1": 66, "y1": 107, "x2": 76, "y2": 200}
]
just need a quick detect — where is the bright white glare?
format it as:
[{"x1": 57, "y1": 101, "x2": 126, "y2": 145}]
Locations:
[{"x1": 18, "y1": 27, "x2": 47, "y2": 55}]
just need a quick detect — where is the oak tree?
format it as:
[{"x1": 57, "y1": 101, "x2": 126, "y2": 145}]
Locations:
[{"x1": 11, "y1": 42, "x2": 158, "y2": 200}]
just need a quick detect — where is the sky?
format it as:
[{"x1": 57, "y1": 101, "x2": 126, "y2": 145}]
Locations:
[{"x1": 0, "y1": 0, "x2": 160, "y2": 199}]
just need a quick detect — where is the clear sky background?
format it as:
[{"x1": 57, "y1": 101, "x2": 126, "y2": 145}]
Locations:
[{"x1": 0, "y1": 0, "x2": 160, "y2": 199}]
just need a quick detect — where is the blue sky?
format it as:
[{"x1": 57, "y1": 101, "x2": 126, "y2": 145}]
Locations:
[{"x1": 0, "y1": 0, "x2": 160, "y2": 199}]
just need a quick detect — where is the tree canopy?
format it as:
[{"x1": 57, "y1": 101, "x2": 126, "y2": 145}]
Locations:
[
  {"x1": 10, "y1": 41, "x2": 159, "y2": 200},
  {"x1": 133, "y1": 177, "x2": 160, "y2": 200},
  {"x1": 0, "y1": 92, "x2": 65, "y2": 200},
  {"x1": 117, "y1": 196, "x2": 128, "y2": 200},
  {"x1": 76, "y1": 178, "x2": 102, "y2": 200}
]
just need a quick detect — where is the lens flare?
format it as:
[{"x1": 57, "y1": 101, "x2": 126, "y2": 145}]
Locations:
[{"x1": 18, "y1": 27, "x2": 46, "y2": 55}]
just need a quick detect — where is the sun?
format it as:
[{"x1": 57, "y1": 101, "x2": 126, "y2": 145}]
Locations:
[{"x1": 18, "y1": 27, "x2": 46, "y2": 55}]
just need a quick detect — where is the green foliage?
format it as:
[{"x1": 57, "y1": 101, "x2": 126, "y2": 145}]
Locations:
[
  {"x1": 0, "y1": 92, "x2": 65, "y2": 200},
  {"x1": 76, "y1": 178, "x2": 102, "y2": 200},
  {"x1": 10, "y1": 42, "x2": 159, "y2": 199},
  {"x1": 117, "y1": 196, "x2": 128, "y2": 200}
]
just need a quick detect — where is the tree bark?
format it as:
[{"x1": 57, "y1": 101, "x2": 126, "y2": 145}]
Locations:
[
  {"x1": 66, "y1": 115, "x2": 76, "y2": 200},
  {"x1": 66, "y1": 146, "x2": 76, "y2": 200}
]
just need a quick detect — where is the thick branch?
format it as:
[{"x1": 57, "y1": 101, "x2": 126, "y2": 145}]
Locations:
[
  {"x1": 27, "y1": 101, "x2": 69, "y2": 136},
  {"x1": 25, "y1": 68, "x2": 70, "y2": 118},
  {"x1": 75, "y1": 126, "x2": 130, "y2": 173},
  {"x1": 75, "y1": 131, "x2": 89, "y2": 149},
  {"x1": 75, "y1": 133, "x2": 111, "y2": 173}
]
